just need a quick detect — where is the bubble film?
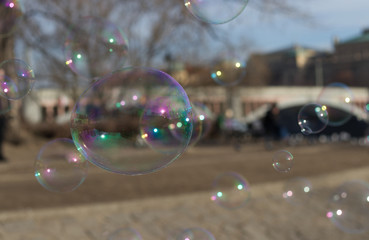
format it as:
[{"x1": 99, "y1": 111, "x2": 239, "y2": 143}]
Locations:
[
  {"x1": 0, "y1": 0, "x2": 23, "y2": 38},
  {"x1": 326, "y1": 180, "x2": 369, "y2": 234},
  {"x1": 298, "y1": 103, "x2": 328, "y2": 135},
  {"x1": 282, "y1": 177, "x2": 312, "y2": 205},
  {"x1": 108, "y1": 228, "x2": 142, "y2": 240},
  {"x1": 64, "y1": 16, "x2": 129, "y2": 79},
  {"x1": 317, "y1": 82, "x2": 354, "y2": 127},
  {"x1": 0, "y1": 59, "x2": 35, "y2": 100},
  {"x1": 70, "y1": 67, "x2": 193, "y2": 175},
  {"x1": 211, "y1": 172, "x2": 250, "y2": 209},
  {"x1": 184, "y1": 0, "x2": 249, "y2": 24},
  {"x1": 34, "y1": 138, "x2": 88, "y2": 192},
  {"x1": 188, "y1": 102, "x2": 214, "y2": 146},
  {"x1": 272, "y1": 150, "x2": 293, "y2": 173},
  {"x1": 210, "y1": 56, "x2": 246, "y2": 86},
  {"x1": 176, "y1": 228, "x2": 215, "y2": 240}
]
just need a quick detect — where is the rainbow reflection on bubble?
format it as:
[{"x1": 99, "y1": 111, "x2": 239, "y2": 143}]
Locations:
[
  {"x1": 64, "y1": 16, "x2": 129, "y2": 79},
  {"x1": 176, "y1": 228, "x2": 215, "y2": 240},
  {"x1": 184, "y1": 0, "x2": 249, "y2": 24},
  {"x1": 108, "y1": 227, "x2": 142, "y2": 240},
  {"x1": 272, "y1": 150, "x2": 293, "y2": 173},
  {"x1": 327, "y1": 180, "x2": 369, "y2": 234},
  {"x1": 34, "y1": 138, "x2": 88, "y2": 192},
  {"x1": 211, "y1": 172, "x2": 250, "y2": 209},
  {"x1": 0, "y1": 59, "x2": 35, "y2": 100},
  {"x1": 70, "y1": 67, "x2": 193, "y2": 175}
]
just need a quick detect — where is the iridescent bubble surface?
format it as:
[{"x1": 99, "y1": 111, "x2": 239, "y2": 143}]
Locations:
[
  {"x1": 184, "y1": 0, "x2": 249, "y2": 24},
  {"x1": 317, "y1": 82, "x2": 354, "y2": 127},
  {"x1": 108, "y1": 228, "x2": 142, "y2": 240},
  {"x1": 34, "y1": 138, "x2": 88, "y2": 192},
  {"x1": 326, "y1": 180, "x2": 369, "y2": 234},
  {"x1": 210, "y1": 56, "x2": 246, "y2": 86},
  {"x1": 0, "y1": 0, "x2": 23, "y2": 38},
  {"x1": 282, "y1": 177, "x2": 312, "y2": 205},
  {"x1": 176, "y1": 228, "x2": 215, "y2": 240},
  {"x1": 211, "y1": 172, "x2": 250, "y2": 209},
  {"x1": 64, "y1": 16, "x2": 129, "y2": 79},
  {"x1": 272, "y1": 150, "x2": 293, "y2": 173},
  {"x1": 298, "y1": 103, "x2": 328, "y2": 135},
  {"x1": 0, "y1": 59, "x2": 35, "y2": 100},
  {"x1": 188, "y1": 102, "x2": 214, "y2": 146},
  {"x1": 70, "y1": 67, "x2": 193, "y2": 175}
]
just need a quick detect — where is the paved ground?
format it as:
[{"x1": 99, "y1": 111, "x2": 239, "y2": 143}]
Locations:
[{"x1": 0, "y1": 138, "x2": 369, "y2": 239}]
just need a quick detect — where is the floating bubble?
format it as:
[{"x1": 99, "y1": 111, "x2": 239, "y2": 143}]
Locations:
[
  {"x1": 317, "y1": 82, "x2": 354, "y2": 127},
  {"x1": 0, "y1": 0, "x2": 24, "y2": 38},
  {"x1": 298, "y1": 103, "x2": 328, "y2": 135},
  {"x1": 210, "y1": 55, "x2": 246, "y2": 86},
  {"x1": 64, "y1": 16, "x2": 129, "y2": 79},
  {"x1": 34, "y1": 138, "x2": 88, "y2": 192},
  {"x1": 184, "y1": 0, "x2": 249, "y2": 24},
  {"x1": 272, "y1": 150, "x2": 293, "y2": 173},
  {"x1": 70, "y1": 67, "x2": 193, "y2": 175},
  {"x1": 211, "y1": 172, "x2": 250, "y2": 209},
  {"x1": 108, "y1": 228, "x2": 142, "y2": 240},
  {"x1": 0, "y1": 59, "x2": 35, "y2": 100},
  {"x1": 282, "y1": 177, "x2": 312, "y2": 205},
  {"x1": 326, "y1": 180, "x2": 369, "y2": 234},
  {"x1": 176, "y1": 228, "x2": 215, "y2": 240},
  {"x1": 188, "y1": 102, "x2": 214, "y2": 146}
]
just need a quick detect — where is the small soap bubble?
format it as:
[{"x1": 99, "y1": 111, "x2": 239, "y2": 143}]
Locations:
[
  {"x1": 184, "y1": 0, "x2": 249, "y2": 24},
  {"x1": 34, "y1": 138, "x2": 88, "y2": 192},
  {"x1": 326, "y1": 180, "x2": 369, "y2": 234},
  {"x1": 210, "y1": 55, "x2": 246, "y2": 86},
  {"x1": 317, "y1": 82, "x2": 354, "y2": 127},
  {"x1": 108, "y1": 228, "x2": 142, "y2": 240},
  {"x1": 70, "y1": 67, "x2": 193, "y2": 175},
  {"x1": 211, "y1": 172, "x2": 250, "y2": 209},
  {"x1": 0, "y1": 59, "x2": 35, "y2": 100},
  {"x1": 64, "y1": 16, "x2": 129, "y2": 79},
  {"x1": 176, "y1": 228, "x2": 215, "y2": 240},
  {"x1": 298, "y1": 103, "x2": 328, "y2": 135},
  {"x1": 282, "y1": 177, "x2": 312, "y2": 205},
  {"x1": 272, "y1": 150, "x2": 293, "y2": 173}
]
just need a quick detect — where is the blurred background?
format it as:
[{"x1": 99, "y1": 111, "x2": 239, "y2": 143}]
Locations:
[{"x1": 1, "y1": 0, "x2": 369, "y2": 239}]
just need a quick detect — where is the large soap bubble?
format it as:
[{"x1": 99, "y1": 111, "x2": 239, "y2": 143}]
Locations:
[
  {"x1": 326, "y1": 180, "x2": 369, "y2": 234},
  {"x1": 34, "y1": 138, "x2": 88, "y2": 192},
  {"x1": 64, "y1": 16, "x2": 129, "y2": 79},
  {"x1": 70, "y1": 67, "x2": 193, "y2": 175},
  {"x1": 210, "y1": 55, "x2": 246, "y2": 86},
  {"x1": 0, "y1": 59, "x2": 35, "y2": 100},
  {"x1": 184, "y1": 0, "x2": 249, "y2": 24}
]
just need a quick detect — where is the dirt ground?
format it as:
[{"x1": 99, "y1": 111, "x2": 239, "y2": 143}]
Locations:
[{"x1": 0, "y1": 136, "x2": 368, "y2": 211}]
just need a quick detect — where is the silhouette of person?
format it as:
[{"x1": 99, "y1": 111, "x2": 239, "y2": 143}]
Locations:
[{"x1": 263, "y1": 103, "x2": 281, "y2": 149}]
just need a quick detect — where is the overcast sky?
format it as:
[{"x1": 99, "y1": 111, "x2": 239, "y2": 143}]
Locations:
[{"x1": 215, "y1": 0, "x2": 369, "y2": 54}]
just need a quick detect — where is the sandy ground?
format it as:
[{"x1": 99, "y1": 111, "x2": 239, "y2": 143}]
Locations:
[{"x1": 0, "y1": 138, "x2": 369, "y2": 239}]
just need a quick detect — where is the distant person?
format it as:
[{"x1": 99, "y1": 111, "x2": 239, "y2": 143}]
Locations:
[{"x1": 262, "y1": 103, "x2": 281, "y2": 149}]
